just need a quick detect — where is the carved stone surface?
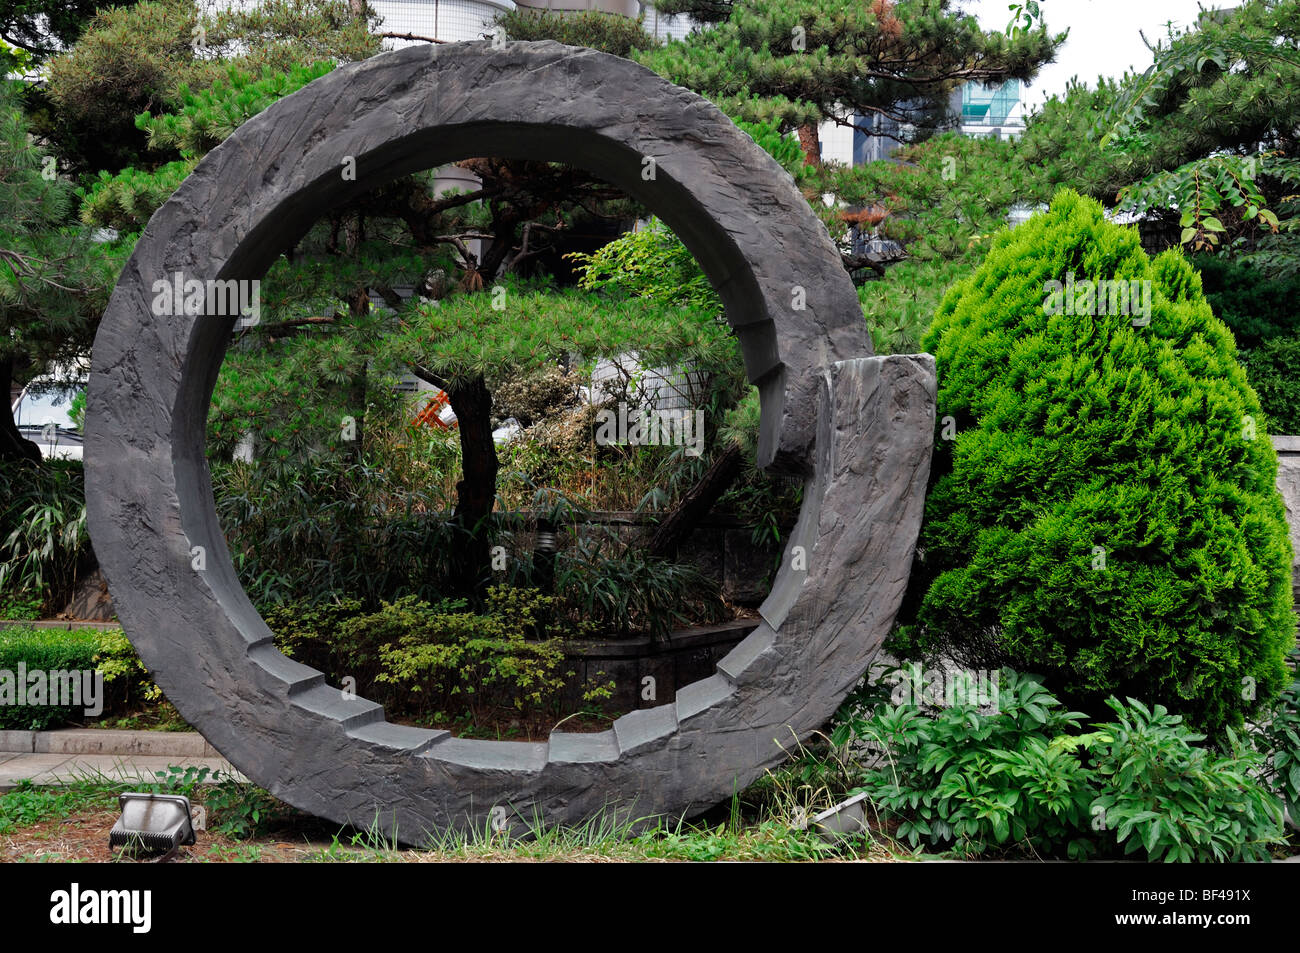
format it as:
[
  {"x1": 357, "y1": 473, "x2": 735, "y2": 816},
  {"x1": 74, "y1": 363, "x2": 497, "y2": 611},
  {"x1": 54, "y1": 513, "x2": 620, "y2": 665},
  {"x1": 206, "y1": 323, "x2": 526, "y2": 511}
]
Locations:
[
  {"x1": 1275, "y1": 436, "x2": 1300, "y2": 604},
  {"x1": 85, "y1": 41, "x2": 936, "y2": 839}
]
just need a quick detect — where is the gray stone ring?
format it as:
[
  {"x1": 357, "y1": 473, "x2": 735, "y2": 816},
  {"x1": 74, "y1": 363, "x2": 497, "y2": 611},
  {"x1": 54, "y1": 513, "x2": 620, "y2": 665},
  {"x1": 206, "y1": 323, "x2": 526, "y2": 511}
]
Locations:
[{"x1": 86, "y1": 41, "x2": 935, "y2": 839}]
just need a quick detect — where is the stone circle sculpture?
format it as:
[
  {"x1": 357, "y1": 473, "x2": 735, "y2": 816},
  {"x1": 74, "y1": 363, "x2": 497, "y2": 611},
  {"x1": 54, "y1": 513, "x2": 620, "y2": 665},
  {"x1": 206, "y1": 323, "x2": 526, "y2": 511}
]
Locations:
[{"x1": 86, "y1": 41, "x2": 936, "y2": 839}]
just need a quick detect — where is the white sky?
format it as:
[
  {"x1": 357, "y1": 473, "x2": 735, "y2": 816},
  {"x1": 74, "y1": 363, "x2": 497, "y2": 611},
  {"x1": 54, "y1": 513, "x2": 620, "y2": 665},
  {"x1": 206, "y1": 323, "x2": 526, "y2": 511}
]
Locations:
[{"x1": 960, "y1": 0, "x2": 1235, "y2": 110}]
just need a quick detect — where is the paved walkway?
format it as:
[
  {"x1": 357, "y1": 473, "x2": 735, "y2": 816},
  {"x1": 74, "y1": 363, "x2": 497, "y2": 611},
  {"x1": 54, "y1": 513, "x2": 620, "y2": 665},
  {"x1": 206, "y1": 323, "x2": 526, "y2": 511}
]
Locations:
[{"x1": 0, "y1": 729, "x2": 242, "y2": 791}]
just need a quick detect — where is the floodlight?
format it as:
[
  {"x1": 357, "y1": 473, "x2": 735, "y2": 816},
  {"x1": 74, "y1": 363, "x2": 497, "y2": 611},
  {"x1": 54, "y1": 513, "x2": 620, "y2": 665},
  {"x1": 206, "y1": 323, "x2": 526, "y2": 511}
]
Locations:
[{"x1": 109, "y1": 793, "x2": 197, "y2": 853}]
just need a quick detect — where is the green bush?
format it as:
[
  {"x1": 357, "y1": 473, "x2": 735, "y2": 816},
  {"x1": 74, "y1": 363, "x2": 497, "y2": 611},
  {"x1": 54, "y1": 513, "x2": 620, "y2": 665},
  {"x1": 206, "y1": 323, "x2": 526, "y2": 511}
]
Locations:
[
  {"x1": 91, "y1": 627, "x2": 163, "y2": 711},
  {"x1": 0, "y1": 592, "x2": 44, "y2": 620},
  {"x1": 0, "y1": 460, "x2": 89, "y2": 613},
  {"x1": 264, "y1": 588, "x2": 612, "y2": 719},
  {"x1": 0, "y1": 625, "x2": 165, "y2": 730},
  {"x1": 214, "y1": 456, "x2": 457, "y2": 608},
  {"x1": 368, "y1": 589, "x2": 590, "y2": 719},
  {"x1": 550, "y1": 533, "x2": 727, "y2": 640},
  {"x1": 903, "y1": 189, "x2": 1297, "y2": 736},
  {"x1": 1240, "y1": 333, "x2": 1300, "y2": 435},
  {"x1": 1191, "y1": 254, "x2": 1300, "y2": 349},
  {"x1": 263, "y1": 597, "x2": 372, "y2": 685},
  {"x1": 835, "y1": 668, "x2": 1286, "y2": 861},
  {"x1": 1252, "y1": 649, "x2": 1300, "y2": 823},
  {"x1": 0, "y1": 626, "x2": 99, "y2": 730}
]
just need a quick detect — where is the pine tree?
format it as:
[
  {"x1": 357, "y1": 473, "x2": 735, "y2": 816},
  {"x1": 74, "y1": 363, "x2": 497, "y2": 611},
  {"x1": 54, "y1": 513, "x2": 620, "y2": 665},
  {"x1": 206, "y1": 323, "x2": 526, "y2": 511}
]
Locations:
[
  {"x1": 0, "y1": 0, "x2": 133, "y2": 63},
  {"x1": 0, "y1": 80, "x2": 121, "y2": 463},
  {"x1": 638, "y1": 0, "x2": 1061, "y2": 164},
  {"x1": 1024, "y1": 0, "x2": 1300, "y2": 274},
  {"x1": 393, "y1": 281, "x2": 739, "y2": 594}
]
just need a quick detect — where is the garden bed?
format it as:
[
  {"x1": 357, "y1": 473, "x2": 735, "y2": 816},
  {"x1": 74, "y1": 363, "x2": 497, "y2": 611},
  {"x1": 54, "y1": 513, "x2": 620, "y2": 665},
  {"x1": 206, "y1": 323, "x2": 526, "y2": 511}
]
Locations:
[{"x1": 0, "y1": 615, "x2": 760, "y2": 741}]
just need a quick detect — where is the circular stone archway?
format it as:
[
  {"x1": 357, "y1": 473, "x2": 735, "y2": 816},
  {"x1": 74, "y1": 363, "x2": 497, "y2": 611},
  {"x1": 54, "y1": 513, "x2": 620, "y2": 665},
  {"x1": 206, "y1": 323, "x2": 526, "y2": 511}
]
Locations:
[{"x1": 86, "y1": 41, "x2": 936, "y2": 839}]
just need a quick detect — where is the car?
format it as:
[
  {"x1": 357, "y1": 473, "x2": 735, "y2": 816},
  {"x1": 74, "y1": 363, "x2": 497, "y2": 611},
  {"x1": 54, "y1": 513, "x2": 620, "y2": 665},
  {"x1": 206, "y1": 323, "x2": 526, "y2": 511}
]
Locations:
[{"x1": 11, "y1": 374, "x2": 86, "y2": 461}]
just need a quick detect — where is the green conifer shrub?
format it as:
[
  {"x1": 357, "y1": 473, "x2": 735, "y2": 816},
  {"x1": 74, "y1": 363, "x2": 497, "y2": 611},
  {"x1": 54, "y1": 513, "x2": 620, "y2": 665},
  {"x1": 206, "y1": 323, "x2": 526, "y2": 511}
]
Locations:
[
  {"x1": 1240, "y1": 334, "x2": 1300, "y2": 436},
  {"x1": 900, "y1": 189, "x2": 1296, "y2": 737}
]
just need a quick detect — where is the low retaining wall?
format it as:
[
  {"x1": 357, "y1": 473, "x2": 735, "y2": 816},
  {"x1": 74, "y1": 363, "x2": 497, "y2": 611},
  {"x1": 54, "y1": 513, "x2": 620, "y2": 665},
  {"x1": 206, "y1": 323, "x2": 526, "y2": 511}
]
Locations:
[
  {"x1": 559, "y1": 618, "x2": 759, "y2": 712},
  {"x1": 509, "y1": 510, "x2": 789, "y2": 606},
  {"x1": 1276, "y1": 436, "x2": 1300, "y2": 605}
]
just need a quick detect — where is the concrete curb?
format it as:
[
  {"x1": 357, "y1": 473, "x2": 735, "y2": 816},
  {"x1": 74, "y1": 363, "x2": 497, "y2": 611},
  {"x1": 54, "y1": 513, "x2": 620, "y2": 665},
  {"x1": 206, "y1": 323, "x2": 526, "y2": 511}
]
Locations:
[
  {"x1": 0, "y1": 728, "x2": 220, "y2": 758},
  {"x1": 0, "y1": 620, "x2": 119, "y2": 630}
]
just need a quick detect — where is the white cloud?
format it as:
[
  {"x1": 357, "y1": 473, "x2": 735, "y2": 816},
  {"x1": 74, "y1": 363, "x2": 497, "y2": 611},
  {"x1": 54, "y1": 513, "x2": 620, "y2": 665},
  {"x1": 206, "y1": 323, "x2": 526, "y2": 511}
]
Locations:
[{"x1": 958, "y1": 0, "x2": 1234, "y2": 107}]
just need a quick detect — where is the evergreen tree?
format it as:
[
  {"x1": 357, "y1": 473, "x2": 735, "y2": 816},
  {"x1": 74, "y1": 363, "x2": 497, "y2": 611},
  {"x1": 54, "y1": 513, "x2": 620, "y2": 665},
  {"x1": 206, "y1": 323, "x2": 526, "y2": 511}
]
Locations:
[
  {"x1": 0, "y1": 80, "x2": 121, "y2": 463},
  {"x1": 637, "y1": 0, "x2": 1061, "y2": 164},
  {"x1": 1024, "y1": 0, "x2": 1300, "y2": 276},
  {"x1": 39, "y1": 0, "x2": 380, "y2": 175},
  {"x1": 901, "y1": 189, "x2": 1296, "y2": 737},
  {"x1": 0, "y1": 0, "x2": 134, "y2": 63}
]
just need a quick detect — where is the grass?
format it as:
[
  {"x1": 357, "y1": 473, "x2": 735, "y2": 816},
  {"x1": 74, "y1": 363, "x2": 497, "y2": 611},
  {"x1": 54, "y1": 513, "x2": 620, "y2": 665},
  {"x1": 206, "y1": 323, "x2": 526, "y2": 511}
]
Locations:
[
  {"x1": 304, "y1": 799, "x2": 888, "y2": 863},
  {"x1": 0, "y1": 780, "x2": 120, "y2": 837},
  {"x1": 0, "y1": 758, "x2": 906, "y2": 863},
  {"x1": 9, "y1": 755, "x2": 1291, "y2": 863}
]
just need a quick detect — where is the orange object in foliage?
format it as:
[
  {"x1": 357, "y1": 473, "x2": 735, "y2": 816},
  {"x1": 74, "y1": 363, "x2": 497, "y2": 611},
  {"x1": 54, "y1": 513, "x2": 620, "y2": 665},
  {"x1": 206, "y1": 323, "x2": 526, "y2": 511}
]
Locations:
[{"x1": 414, "y1": 391, "x2": 457, "y2": 430}]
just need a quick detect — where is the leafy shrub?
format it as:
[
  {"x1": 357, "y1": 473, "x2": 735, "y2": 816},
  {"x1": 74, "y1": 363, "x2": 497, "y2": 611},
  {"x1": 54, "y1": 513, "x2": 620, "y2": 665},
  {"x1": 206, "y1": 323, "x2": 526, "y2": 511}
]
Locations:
[
  {"x1": 0, "y1": 625, "x2": 99, "y2": 730},
  {"x1": 0, "y1": 460, "x2": 89, "y2": 613},
  {"x1": 263, "y1": 597, "x2": 373, "y2": 684},
  {"x1": 0, "y1": 592, "x2": 44, "y2": 620},
  {"x1": 1085, "y1": 698, "x2": 1281, "y2": 862},
  {"x1": 264, "y1": 588, "x2": 611, "y2": 719},
  {"x1": 92, "y1": 627, "x2": 163, "y2": 711},
  {"x1": 203, "y1": 778, "x2": 289, "y2": 839},
  {"x1": 1240, "y1": 333, "x2": 1300, "y2": 435},
  {"x1": 214, "y1": 455, "x2": 457, "y2": 608},
  {"x1": 835, "y1": 668, "x2": 1285, "y2": 861},
  {"x1": 523, "y1": 529, "x2": 727, "y2": 639},
  {"x1": 568, "y1": 217, "x2": 723, "y2": 315},
  {"x1": 367, "y1": 588, "x2": 585, "y2": 718},
  {"x1": 1252, "y1": 649, "x2": 1300, "y2": 823},
  {"x1": 904, "y1": 189, "x2": 1297, "y2": 736},
  {"x1": 1191, "y1": 254, "x2": 1300, "y2": 349},
  {"x1": 492, "y1": 496, "x2": 730, "y2": 640},
  {"x1": 0, "y1": 625, "x2": 165, "y2": 729}
]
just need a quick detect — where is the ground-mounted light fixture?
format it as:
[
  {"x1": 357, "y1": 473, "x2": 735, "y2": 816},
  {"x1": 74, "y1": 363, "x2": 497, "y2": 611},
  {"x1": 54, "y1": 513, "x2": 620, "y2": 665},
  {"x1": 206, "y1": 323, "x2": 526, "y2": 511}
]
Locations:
[
  {"x1": 811, "y1": 792, "x2": 870, "y2": 842},
  {"x1": 109, "y1": 793, "x2": 197, "y2": 853}
]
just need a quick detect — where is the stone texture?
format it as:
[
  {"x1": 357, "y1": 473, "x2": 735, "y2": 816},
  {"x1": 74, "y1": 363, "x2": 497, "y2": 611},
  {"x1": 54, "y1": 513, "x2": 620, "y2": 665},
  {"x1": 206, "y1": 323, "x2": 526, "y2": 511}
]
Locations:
[
  {"x1": 33, "y1": 728, "x2": 208, "y2": 758},
  {"x1": 61, "y1": 567, "x2": 117, "y2": 622},
  {"x1": 0, "y1": 730, "x2": 35, "y2": 753},
  {"x1": 85, "y1": 41, "x2": 936, "y2": 841},
  {"x1": 1275, "y1": 436, "x2": 1300, "y2": 604}
]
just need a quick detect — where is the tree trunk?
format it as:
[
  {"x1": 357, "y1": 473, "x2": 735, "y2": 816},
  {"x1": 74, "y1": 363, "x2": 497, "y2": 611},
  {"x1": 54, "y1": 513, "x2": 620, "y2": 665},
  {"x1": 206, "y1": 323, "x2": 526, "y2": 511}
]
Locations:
[
  {"x1": 797, "y1": 123, "x2": 822, "y2": 167},
  {"x1": 476, "y1": 207, "x2": 519, "y2": 285},
  {"x1": 0, "y1": 354, "x2": 41, "y2": 466},
  {"x1": 446, "y1": 374, "x2": 499, "y2": 598},
  {"x1": 647, "y1": 442, "x2": 744, "y2": 560}
]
